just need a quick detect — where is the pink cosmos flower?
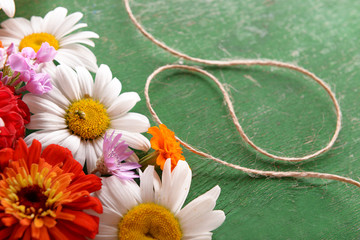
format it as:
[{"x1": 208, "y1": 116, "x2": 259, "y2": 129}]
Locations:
[{"x1": 103, "y1": 131, "x2": 141, "y2": 180}]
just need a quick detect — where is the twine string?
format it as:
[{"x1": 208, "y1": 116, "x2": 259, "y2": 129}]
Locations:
[
  {"x1": 125, "y1": 0, "x2": 360, "y2": 188},
  {"x1": 145, "y1": 65, "x2": 360, "y2": 188},
  {"x1": 125, "y1": 0, "x2": 341, "y2": 162}
]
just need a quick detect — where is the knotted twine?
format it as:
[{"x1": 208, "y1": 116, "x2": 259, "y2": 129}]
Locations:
[{"x1": 124, "y1": 0, "x2": 360, "y2": 188}]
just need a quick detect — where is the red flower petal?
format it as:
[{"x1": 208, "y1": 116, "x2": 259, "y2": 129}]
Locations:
[
  {"x1": 27, "y1": 139, "x2": 42, "y2": 166},
  {"x1": 64, "y1": 192, "x2": 103, "y2": 214},
  {"x1": 41, "y1": 144, "x2": 85, "y2": 178},
  {"x1": 0, "y1": 148, "x2": 13, "y2": 170},
  {"x1": 57, "y1": 209, "x2": 100, "y2": 239},
  {"x1": 12, "y1": 138, "x2": 28, "y2": 162}
]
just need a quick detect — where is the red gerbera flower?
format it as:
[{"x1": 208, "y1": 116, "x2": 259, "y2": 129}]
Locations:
[
  {"x1": 0, "y1": 82, "x2": 30, "y2": 149},
  {"x1": 0, "y1": 139, "x2": 102, "y2": 239}
]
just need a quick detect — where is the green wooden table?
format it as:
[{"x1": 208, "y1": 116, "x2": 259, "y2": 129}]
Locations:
[{"x1": 7, "y1": 0, "x2": 360, "y2": 239}]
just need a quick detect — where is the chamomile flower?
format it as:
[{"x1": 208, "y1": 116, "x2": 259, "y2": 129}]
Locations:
[
  {"x1": 0, "y1": 0, "x2": 15, "y2": 18},
  {"x1": 94, "y1": 159, "x2": 226, "y2": 240},
  {"x1": 0, "y1": 7, "x2": 99, "y2": 72},
  {"x1": 23, "y1": 64, "x2": 150, "y2": 173}
]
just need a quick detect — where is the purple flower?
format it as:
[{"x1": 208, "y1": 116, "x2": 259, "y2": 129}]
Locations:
[
  {"x1": 26, "y1": 72, "x2": 52, "y2": 95},
  {"x1": 103, "y1": 131, "x2": 141, "y2": 180},
  {"x1": 2, "y1": 42, "x2": 56, "y2": 95},
  {"x1": 21, "y1": 47, "x2": 36, "y2": 59},
  {"x1": 36, "y1": 42, "x2": 57, "y2": 64},
  {"x1": 6, "y1": 43, "x2": 15, "y2": 56},
  {"x1": 7, "y1": 53, "x2": 33, "y2": 73}
]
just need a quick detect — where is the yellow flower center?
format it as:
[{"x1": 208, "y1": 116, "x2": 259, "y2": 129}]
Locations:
[
  {"x1": 65, "y1": 97, "x2": 110, "y2": 140},
  {"x1": 19, "y1": 32, "x2": 60, "y2": 52},
  {"x1": 118, "y1": 203, "x2": 182, "y2": 240},
  {"x1": 0, "y1": 158, "x2": 73, "y2": 225}
]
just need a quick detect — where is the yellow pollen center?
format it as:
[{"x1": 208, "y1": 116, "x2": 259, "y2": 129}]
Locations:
[
  {"x1": 65, "y1": 97, "x2": 110, "y2": 140},
  {"x1": 118, "y1": 203, "x2": 182, "y2": 240},
  {"x1": 19, "y1": 32, "x2": 59, "y2": 52}
]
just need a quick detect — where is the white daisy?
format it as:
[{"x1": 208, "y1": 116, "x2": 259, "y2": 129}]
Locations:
[
  {"x1": 23, "y1": 64, "x2": 151, "y2": 173},
  {"x1": 94, "y1": 159, "x2": 226, "y2": 240},
  {"x1": 0, "y1": 7, "x2": 99, "y2": 72},
  {"x1": 0, "y1": 0, "x2": 15, "y2": 18}
]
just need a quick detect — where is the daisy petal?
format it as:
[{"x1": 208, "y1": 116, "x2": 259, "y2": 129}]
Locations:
[
  {"x1": 93, "y1": 206, "x2": 122, "y2": 231},
  {"x1": 93, "y1": 65, "x2": 114, "y2": 100},
  {"x1": 0, "y1": 35, "x2": 20, "y2": 46},
  {"x1": 107, "y1": 92, "x2": 141, "y2": 118},
  {"x1": 24, "y1": 130, "x2": 70, "y2": 148},
  {"x1": 38, "y1": 62, "x2": 57, "y2": 78},
  {"x1": 97, "y1": 77, "x2": 122, "y2": 107},
  {"x1": 55, "y1": 65, "x2": 81, "y2": 100},
  {"x1": 60, "y1": 31, "x2": 99, "y2": 47},
  {"x1": 55, "y1": 44, "x2": 98, "y2": 72},
  {"x1": 160, "y1": 159, "x2": 192, "y2": 214},
  {"x1": 0, "y1": 0, "x2": 15, "y2": 17},
  {"x1": 22, "y1": 94, "x2": 65, "y2": 117},
  {"x1": 111, "y1": 113, "x2": 150, "y2": 133},
  {"x1": 182, "y1": 232, "x2": 213, "y2": 240},
  {"x1": 94, "y1": 230, "x2": 118, "y2": 240},
  {"x1": 85, "y1": 141, "x2": 98, "y2": 174},
  {"x1": 40, "y1": 86, "x2": 71, "y2": 109},
  {"x1": 1, "y1": 18, "x2": 32, "y2": 37},
  {"x1": 73, "y1": 141, "x2": 87, "y2": 166},
  {"x1": 84, "y1": 139, "x2": 103, "y2": 173},
  {"x1": 55, "y1": 11, "x2": 84, "y2": 39},
  {"x1": 177, "y1": 187, "x2": 221, "y2": 225},
  {"x1": 97, "y1": 176, "x2": 140, "y2": 215},
  {"x1": 43, "y1": 7, "x2": 68, "y2": 35},
  {"x1": 26, "y1": 113, "x2": 66, "y2": 130},
  {"x1": 93, "y1": 138, "x2": 104, "y2": 161},
  {"x1": 140, "y1": 165, "x2": 155, "y2": 203},
  {"x1": 30, "y1": 16, "x2": 44, "y2": 33},
  {"x1": 181, "y1": 210, "x2": 226, "y2": 235},
  {"x1": 63, "y1": 23, "x2": 88, "y2": 37},
  {"x1": 75, "y1": 66, "x2": 94, "y2": 97}
]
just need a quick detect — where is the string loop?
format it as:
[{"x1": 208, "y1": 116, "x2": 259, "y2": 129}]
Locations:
[
  {"x1": 125, "y1": 0, "x2": 360, "y2": 188},
  {"x1": 125, "y1": 0, "x2": 341, "y2": 162},
  {"x1": 146, "y1": 64, "x2": 341, "y2": 162}
]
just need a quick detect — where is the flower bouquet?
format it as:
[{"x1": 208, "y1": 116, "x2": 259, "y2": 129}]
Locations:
[{"x1": 0, "y1": 3, "x2": 225, "y2": 239}]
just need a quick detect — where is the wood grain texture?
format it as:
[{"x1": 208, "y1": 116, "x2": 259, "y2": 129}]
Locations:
[{"x1": 6, "y1": 0, "x2": 360, "y2": 239}]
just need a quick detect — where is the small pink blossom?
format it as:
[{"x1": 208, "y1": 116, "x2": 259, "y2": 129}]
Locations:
[
  {"x1": 7, "y1": 53, "x2": 33, "y2": 73},
  {"x1": 103, "y1": 131, "x2": 141, "y2": 180},
  {"x1": 36, "y1": 42, "x2": 57, "y2": 64},
  {"x1": 6, "y1": 43, "x2": 15, "y2": 56},
  {"x1": 25, "y1": 72, "x2": 52, "y2": 95},
  {"x1": 1, "y1": 42, "x2": 57, "y2": 95},
  {"x1": 20, "y1": 47, "x2": 36, "y2": 59}
]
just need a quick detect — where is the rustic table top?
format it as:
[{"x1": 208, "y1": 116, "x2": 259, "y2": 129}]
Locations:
[{"x1": 8, "y1": 0, "x2": 360, "y2": 239}]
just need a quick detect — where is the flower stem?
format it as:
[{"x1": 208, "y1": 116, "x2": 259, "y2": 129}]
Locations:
[{"x1": 139, "y1": 150, "x2": 159, "y2": 168}]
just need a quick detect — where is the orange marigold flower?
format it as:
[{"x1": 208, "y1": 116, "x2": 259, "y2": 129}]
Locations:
[
  {"x1": 0, "y1": 139, "x2": 103, "y2": 239},
  {"x1": 148, "y1": 124, "x2": 185, "y2": 170}
]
